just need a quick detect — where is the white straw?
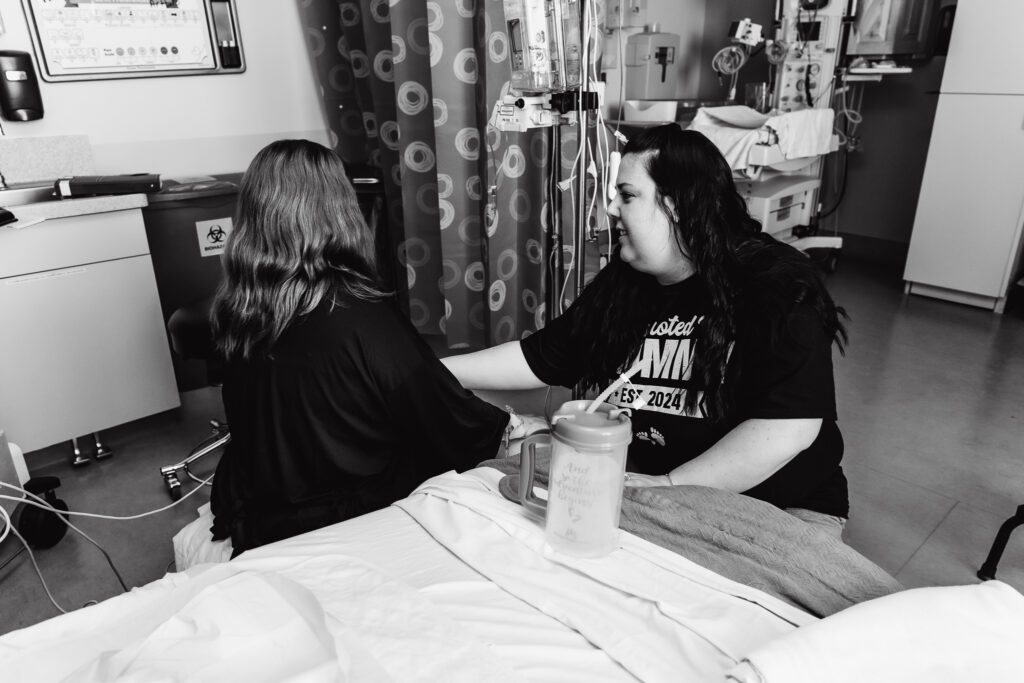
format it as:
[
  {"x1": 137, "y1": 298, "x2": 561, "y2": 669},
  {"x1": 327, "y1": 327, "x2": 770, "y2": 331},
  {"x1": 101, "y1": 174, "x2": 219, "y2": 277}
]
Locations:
[{"x1": 586, "y1": 361, "x2": 643, "y2": 413}]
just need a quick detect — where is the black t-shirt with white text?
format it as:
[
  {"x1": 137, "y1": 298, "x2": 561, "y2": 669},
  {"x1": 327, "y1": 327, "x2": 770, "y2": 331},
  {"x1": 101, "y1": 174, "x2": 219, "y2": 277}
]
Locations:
[{"x1": 520, "y1": 275, "x2": 848, "y2": 517}]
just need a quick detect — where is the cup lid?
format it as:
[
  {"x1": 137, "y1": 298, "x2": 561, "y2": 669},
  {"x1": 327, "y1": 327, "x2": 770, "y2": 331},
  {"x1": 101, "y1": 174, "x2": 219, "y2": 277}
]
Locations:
[{"x1": 552, "y1": 400, "x2": 632, "y2": 447}]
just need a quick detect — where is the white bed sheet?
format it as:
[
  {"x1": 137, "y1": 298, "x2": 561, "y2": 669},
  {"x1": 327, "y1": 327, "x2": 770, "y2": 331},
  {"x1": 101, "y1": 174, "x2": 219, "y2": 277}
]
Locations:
[
  {"x1": 1, "y1": 467, "x2": 813, "y2": 682},
  {"x1": 178, "y1": 490, "x2": 641, "y2": 682}
]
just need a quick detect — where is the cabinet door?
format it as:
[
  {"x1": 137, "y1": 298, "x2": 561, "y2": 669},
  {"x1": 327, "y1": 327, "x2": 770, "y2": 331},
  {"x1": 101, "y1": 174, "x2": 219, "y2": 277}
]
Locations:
[
  {"x1": 903, "y1": 94, "x2": 1024, "y2": 299},
  {"x1": 941, "y1": 0, "x2": 1024, "y2": 94},
  {"x1": 0, "y1": 255, "x2": 180, "y2": 452}
]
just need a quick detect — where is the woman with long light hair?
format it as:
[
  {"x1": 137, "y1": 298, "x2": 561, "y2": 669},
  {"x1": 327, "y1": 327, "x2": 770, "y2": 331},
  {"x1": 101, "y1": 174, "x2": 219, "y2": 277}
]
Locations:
[{"x1": 209, "y1": 139, "x2": 511, "y2": 554}]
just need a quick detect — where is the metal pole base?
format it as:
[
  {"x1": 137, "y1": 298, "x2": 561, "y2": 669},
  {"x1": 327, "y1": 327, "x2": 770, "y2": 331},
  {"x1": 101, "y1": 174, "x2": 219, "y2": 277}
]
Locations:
[
  {"x1": 978, "y1": 504, "x2": 1024, "y2": 581},
  {"x1": 70, "y1": 437, "x2": 90, "y2": 467}
]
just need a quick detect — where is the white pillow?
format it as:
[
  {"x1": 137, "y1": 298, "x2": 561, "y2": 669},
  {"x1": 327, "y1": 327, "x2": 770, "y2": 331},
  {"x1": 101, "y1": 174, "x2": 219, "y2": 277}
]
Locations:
[{"x1": 725, "y1": 581, "x2": 1024, "y2": 683}]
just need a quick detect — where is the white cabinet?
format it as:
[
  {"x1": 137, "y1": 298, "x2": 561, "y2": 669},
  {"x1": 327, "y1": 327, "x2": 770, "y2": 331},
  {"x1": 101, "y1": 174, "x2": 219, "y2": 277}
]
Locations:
[
  {"x1": 939, "y1": 0, "x2": 1024, "y2": 95},
  {"x1": 903, "y1": 94, "x2": 1024, "y2": 310},
  {"x1": 902, "y1": 0, "x2": 1024, "y2": 311},
  {"x1": 0, "y1": 206, "x2": 180, "y2": 453}
]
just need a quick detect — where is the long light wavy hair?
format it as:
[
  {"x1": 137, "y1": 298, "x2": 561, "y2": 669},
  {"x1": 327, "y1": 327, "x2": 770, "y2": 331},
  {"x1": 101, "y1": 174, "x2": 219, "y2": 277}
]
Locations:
[{"x1": 211, "y1": 139, "x2": 387, "y2": 361}]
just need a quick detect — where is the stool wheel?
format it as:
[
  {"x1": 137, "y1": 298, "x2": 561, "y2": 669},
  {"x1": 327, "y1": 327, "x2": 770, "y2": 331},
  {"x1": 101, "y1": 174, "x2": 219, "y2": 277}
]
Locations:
[{"x1": 164, "y1": 472, "x2": 183, "y2": 501}]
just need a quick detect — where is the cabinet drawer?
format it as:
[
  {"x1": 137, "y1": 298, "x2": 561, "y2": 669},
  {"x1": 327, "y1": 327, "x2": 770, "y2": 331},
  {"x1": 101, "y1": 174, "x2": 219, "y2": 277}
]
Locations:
[
  {"x1": 0, "y1": 208, "x2": 149, "y2": 278},
  {"x1": 0, "y1": 254, "x2": 179, "y2": 451}
]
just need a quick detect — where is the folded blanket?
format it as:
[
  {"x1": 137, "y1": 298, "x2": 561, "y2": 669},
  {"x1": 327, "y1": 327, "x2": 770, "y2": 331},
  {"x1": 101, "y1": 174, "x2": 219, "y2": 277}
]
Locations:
[{"x1": 482, "y1": 454, "x2": 902, "y2": 618}]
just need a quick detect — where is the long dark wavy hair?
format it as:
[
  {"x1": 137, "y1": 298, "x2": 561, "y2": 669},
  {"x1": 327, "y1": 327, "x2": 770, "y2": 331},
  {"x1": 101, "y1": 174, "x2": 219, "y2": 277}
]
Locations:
[
  {"x1": 211, "y1": 139, "x2": 388, "y2": 361},
  {"x1": 573, "y1": 125, "x2": 847, "y2": 421}
]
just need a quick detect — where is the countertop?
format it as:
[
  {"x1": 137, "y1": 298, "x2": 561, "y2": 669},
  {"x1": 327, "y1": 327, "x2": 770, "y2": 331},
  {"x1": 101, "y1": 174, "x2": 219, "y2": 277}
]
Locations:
[{"x1": 4, "y1": 193, "x2": 148, "y2": 227}]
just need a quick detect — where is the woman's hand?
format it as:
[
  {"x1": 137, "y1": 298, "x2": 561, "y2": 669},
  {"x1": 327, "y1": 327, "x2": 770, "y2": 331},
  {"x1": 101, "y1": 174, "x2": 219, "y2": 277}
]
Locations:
[
  {"x1": 501, "y1": 412, "x2": 551, "y2": 458},
  {"x1": 509, "y1": 413, "x2": 550, "y2": 440},
  {"x1": 623, "y1": 472, "x2": 673, "y2": 488}
]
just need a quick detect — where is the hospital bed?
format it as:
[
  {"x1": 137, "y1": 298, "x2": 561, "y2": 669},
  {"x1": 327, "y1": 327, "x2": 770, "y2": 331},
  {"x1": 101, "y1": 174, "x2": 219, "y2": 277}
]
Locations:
[
  {"x1": 1, "y1": 457, "x2": 1022, "y2": 682},
  {"x1": 687, "y1": 105, "x2": 844, "y2": 264}
]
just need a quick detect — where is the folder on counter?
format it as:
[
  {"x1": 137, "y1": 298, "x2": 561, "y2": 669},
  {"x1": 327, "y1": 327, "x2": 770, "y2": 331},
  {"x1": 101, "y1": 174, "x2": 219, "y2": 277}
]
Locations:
[{"x1": 54, "y1": 173, "x2": 161, "y2": 198}]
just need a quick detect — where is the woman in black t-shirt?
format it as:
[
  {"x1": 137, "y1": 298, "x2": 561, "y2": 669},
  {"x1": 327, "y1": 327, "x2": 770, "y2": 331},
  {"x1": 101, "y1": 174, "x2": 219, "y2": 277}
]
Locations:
[
  {"x1": 208, "y1": 140, "x2": 520, "y2": 554},
  {"x1": 443, "y1": 126, "x2": 850, "y2": 533}
]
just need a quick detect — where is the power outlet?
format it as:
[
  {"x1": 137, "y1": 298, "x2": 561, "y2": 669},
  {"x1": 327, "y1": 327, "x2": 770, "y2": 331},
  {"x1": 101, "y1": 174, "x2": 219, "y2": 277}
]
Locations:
[{"x1": 607, "y1": 0, "x2": 647, "y2": 28}]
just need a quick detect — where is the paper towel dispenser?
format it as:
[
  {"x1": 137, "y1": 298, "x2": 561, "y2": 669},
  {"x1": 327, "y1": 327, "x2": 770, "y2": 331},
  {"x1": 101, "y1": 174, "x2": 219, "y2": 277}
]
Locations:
[{"x1": 0, "y1": 51, "x2": 44, "y2": 121}]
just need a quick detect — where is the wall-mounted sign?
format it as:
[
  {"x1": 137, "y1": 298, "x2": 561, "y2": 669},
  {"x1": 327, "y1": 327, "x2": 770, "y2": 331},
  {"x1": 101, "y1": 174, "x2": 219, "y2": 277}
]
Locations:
[{"x1": 20, "y1": 0, "x2": 244, "y2": 82}]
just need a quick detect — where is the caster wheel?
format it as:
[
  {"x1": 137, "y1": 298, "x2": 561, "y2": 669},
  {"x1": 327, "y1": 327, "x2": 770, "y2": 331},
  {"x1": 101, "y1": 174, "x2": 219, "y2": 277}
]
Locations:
[
  {"x1": 825, "y1": 250, "x2": 840, "y2": 273},
  {"x1": 94, "y1": 445, "x2": 114, "y2": 460},
  {"x1": 164, "y1": 474, "x2": 182, "y2": 501}
]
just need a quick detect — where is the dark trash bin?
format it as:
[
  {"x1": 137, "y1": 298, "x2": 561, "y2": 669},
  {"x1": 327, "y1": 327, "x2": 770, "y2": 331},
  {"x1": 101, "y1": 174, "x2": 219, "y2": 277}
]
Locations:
[
  {"x1": 142, "y1": 175, "x2": 241, "y2": 392},
  {"x1": 143, "y1": 169, "x2": 391, "y2": 392}
]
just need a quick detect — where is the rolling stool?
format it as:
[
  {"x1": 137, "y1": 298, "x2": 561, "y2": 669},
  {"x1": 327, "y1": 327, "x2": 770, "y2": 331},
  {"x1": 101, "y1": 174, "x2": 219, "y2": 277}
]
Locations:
[
  {"x1": 978, "y1": 505, "x2": 1024, "y2": 581},
  {"x1": 159, "y1": 296, "x2": 230, "y2": 500}
]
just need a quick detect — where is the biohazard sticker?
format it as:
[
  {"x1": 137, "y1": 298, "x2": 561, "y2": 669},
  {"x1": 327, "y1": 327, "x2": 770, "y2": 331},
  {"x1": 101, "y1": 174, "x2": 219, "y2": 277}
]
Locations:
[{"x1": 195, "y1": 217, "x2": 233, "y2": 257}]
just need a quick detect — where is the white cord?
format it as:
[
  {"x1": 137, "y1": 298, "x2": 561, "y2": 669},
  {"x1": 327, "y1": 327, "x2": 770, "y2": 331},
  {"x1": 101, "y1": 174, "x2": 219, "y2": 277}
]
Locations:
[
  {"x1": 0, "y1": 474, "x2": 212, "y2": 521},
  {"x1": 558, "y1": 182, "x2": 576, "y2": 314},
  {"x1": 712, "y1": 44, "x2": 748, "y2": 100},
  {"x1": 0, "y1": 505, "x2": 68, "y2": 614},
  {"x1": 0, "y1": 502, "x2": 9, "y2": 546}
]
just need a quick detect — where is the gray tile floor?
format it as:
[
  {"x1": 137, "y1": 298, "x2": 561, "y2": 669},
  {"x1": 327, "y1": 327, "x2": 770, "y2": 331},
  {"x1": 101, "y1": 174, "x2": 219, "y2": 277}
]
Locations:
[{"x1": 2, "y1": 252, "x2": 1023, "y2": 637}]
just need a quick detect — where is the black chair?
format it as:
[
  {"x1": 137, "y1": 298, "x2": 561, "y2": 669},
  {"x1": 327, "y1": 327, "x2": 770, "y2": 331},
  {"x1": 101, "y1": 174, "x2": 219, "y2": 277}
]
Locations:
[
  {"x1": 159, "y1": 296, "x2": 230, "y2": 500},
  {"x1": 978, "y1": 505, "x2": 1024, "y2": 581}
]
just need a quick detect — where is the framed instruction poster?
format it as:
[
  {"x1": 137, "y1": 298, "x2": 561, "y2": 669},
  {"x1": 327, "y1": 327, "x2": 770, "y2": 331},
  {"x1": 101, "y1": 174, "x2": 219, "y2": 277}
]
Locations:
[{"x1": 20, "y1": 0, "x2": 244, "y2": 82}]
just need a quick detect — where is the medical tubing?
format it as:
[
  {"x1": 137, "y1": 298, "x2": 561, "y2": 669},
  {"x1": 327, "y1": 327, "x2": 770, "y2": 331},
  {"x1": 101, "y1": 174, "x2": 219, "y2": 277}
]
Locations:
[{"x1": 586, "y1": 361, "x2": 643, "y2": 413}]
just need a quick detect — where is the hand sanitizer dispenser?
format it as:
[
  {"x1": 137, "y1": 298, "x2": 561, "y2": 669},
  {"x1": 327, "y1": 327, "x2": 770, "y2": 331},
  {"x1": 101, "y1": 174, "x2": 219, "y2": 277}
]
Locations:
[{"x1": 0, "y1": 51, "x2": 44, "y2": 121}]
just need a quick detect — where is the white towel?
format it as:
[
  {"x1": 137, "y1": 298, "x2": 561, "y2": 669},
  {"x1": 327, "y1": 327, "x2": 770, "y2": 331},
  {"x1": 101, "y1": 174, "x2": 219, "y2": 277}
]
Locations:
[
  {"x1": 687, "y1": 107, "x2": 774, "y2": 173},
  {"x1": 765, "y1": 108, "x2": 835, "y2": 160}
]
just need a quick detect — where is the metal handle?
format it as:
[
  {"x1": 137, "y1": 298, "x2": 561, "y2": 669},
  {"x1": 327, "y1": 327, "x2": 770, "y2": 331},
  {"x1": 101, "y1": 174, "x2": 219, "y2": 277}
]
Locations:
[{"x1": 518, "y1": 434, "x2": 550, "y2": 518}]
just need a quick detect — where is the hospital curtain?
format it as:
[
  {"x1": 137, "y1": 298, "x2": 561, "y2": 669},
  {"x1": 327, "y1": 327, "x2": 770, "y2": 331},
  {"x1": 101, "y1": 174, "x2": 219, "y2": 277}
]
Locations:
[{"x1": 296, "y1": 0, "x2": 598, "y2": 348}]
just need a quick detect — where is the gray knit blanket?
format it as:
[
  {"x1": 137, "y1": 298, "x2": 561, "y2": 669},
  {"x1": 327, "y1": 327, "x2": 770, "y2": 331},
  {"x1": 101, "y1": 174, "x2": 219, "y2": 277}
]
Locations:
[{"x1": 481, "y1": 455, "x2": 903, "y2": 618}]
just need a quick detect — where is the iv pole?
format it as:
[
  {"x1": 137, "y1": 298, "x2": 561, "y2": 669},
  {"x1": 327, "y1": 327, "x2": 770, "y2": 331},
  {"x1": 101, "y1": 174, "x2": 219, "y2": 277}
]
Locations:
[
  {"x1": 570, "y1": 0, "x2": 591, "y2": 400},
  {"x1": 573, "y1": 0, "x2": 590, "y2": 300}
]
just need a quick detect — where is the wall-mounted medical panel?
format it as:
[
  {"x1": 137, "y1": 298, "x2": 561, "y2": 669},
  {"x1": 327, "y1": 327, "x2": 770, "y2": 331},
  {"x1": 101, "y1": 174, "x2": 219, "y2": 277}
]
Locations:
[{"x1": 19, "y1": 0, "x2": 244, "y2": 82}]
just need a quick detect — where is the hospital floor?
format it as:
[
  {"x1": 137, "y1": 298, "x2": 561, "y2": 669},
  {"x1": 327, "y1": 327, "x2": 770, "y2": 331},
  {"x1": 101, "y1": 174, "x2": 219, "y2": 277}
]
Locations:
[{"x1": 3, "y1": 251, "x2": 1024, "y2": 636}]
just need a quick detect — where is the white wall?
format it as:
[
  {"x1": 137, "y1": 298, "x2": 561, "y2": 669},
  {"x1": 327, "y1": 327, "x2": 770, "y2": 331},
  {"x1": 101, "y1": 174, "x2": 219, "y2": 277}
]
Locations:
[{"x1": 0, "y1": 0, "x2": 328, "y2": 176}]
